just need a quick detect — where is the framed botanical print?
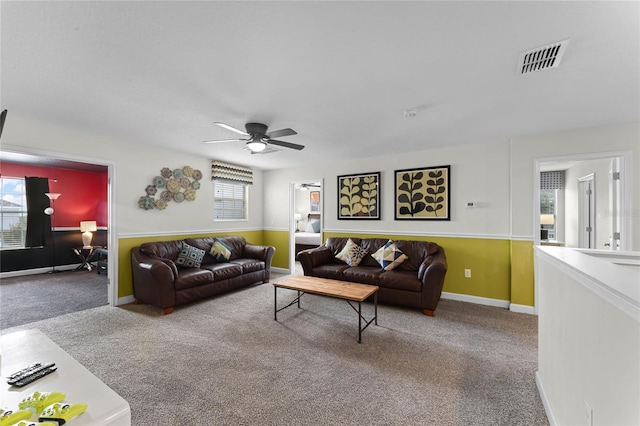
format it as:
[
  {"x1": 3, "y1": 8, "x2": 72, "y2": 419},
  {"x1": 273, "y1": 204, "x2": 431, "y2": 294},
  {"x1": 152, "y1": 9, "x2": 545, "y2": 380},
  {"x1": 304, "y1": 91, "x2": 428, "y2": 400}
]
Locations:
[
  {"x1": 394, "y1": 165, "x2": 450, "y2": 220},
  {"x1": 337, "y1": 171, "x2": 380, "y2": 219}
]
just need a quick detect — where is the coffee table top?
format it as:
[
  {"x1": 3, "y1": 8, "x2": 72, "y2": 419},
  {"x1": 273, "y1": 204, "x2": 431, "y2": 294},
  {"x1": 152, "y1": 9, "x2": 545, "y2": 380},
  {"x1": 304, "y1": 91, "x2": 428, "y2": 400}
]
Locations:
[{"x1": 273, "y1": 276, "x2": 378, "y2": 302}]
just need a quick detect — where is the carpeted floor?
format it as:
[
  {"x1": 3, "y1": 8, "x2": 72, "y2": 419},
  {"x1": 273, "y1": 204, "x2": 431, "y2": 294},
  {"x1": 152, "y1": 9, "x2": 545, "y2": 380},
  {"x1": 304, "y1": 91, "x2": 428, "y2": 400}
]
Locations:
[
  {"x1": 2, "y1": 277, "x2": 548, "y2": 425},
  {"x1": 0, "y1": 269, "x2": 108, "y2": 329}
]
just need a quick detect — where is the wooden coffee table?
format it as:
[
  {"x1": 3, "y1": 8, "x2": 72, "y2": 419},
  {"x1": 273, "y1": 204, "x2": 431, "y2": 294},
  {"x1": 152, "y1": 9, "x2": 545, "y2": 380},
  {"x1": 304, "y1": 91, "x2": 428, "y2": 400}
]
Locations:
[{"x1": 273, "y1": 276, "x2": 379, "y2": 343}]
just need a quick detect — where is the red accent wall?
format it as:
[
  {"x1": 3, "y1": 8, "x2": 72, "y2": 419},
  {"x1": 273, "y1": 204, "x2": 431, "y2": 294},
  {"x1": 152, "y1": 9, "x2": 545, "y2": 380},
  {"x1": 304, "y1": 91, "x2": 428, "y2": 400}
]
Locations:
[{"x1": 1, "y1": 162, "x2": 108, "y2": 227}]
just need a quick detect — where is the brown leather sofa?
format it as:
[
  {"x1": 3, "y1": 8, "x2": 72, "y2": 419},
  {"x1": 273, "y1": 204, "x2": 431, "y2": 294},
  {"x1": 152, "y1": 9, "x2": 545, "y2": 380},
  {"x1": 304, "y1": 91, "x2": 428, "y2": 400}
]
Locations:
[
  {"x1": 131, "y1": 236, "x2": 275, "y2": 314},
  {"x1": 298, "y1": 237, "x2": 447, "y2": 316}
]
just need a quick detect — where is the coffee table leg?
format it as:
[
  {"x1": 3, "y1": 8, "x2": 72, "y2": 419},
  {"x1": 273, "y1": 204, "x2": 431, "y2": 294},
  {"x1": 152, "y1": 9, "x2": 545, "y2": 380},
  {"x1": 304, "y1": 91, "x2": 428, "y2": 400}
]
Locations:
[
  {"x1": 375, "y1": 291, "x2": 378, "y2": 325},
  {"x1": 297, "y1": 290, "x2": 301, "y2": 308},
  {"x1": 274, "y1": 286, "x2": 277, "y2": 320},
  {"x1": 358, "y1": 302, "x2": 362, "y2": 343}
]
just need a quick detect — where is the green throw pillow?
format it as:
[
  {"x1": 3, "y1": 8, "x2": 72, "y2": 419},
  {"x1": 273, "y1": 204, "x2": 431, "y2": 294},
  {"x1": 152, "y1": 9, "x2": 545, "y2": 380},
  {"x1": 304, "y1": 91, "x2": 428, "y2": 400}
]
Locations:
[
  {"x1": 335, "y1": 238, "x2": 368, "y2": 267},
  {"x1": 175, "y1": 242, "x2": 205, "y2": 268},
  {"x1": 209, "y1": 238, "x2": 232, "y2": 262}
]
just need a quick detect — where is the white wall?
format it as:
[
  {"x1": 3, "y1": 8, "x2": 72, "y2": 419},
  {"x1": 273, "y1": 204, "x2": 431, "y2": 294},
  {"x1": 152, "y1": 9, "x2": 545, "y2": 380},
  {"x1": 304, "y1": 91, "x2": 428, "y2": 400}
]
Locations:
[
  {"x1": 510, "y1": 122, "x2": 640, "y2": 250},
  {"x1": 265, "y1": 139, "x2": 512, "y2": 238},
  {"x1": 2, "y1": 115, "x2": 265, "y2": 236}
]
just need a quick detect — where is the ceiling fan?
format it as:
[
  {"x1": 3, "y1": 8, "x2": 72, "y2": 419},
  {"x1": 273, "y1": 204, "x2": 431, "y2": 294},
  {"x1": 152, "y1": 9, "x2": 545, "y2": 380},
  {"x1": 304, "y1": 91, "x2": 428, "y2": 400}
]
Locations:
[{"x1": 204, "y1": 122, "x2": 304, "y2": 154}]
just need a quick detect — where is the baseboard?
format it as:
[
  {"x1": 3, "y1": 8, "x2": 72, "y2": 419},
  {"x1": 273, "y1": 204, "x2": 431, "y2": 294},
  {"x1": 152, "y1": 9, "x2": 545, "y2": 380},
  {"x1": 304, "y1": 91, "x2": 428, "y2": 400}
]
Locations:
[
  {"x1": 0, "y1": 264, "x2": 78, "y2": 278},
  {"x1": 536, "y1": 371, "x2": 557, "y2": 425},
  {"x1": 117, "y1": 295, "x2": 136, "y2": 306},
  {"x1": 509, "y1": 303, "x2": 536, "y2": 315},
  {"x1": 271, "y1": 267, "x2": 290, "y2": 275},
  {"x1": 441, "y1": 291, "x2": 510, "y2": 309}
]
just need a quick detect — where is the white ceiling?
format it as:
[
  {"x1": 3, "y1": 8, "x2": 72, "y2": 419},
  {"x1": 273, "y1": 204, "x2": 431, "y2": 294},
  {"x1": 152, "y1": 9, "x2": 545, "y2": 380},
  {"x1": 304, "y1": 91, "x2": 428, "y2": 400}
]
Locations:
[{"x1": 2, "y1": 1, "x2": 639, "y2": 171}]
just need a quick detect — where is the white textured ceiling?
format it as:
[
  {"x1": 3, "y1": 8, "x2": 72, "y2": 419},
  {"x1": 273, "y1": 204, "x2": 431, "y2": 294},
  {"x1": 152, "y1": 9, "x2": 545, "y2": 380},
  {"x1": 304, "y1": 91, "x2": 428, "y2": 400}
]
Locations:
[{"x1": 1, "y1": 1, "x2": 639, "y2": 171}]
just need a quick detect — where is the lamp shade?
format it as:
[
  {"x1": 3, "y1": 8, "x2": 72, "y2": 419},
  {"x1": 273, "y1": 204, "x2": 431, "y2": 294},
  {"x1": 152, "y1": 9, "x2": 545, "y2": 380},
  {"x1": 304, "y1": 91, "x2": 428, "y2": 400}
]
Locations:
[
  {"x1": 540, "y1": 214, "x2": 555, "y2": 225},
  {"x1": 45, "y1": 192, "x2": 61, "y2": 201},
  {"x1": 80, "y1": 221, "x2": 97, "y2": 248},
  {"x1": 80, "y1": 221, "x2": 97, "y2": 232}
]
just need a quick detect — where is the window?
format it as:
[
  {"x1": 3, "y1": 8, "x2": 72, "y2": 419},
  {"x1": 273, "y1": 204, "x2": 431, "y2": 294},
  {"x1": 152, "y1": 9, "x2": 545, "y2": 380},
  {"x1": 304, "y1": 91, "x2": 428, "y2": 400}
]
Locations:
[
  {"x1": 214, "y1": 181, "x2": 247, "y2": 220},
  {"x1": 0, "y1": 177, "x2": 27, "y2": 248},
  {"x1": 540, "y1": 189, "x2": 556, "y2": 240}
]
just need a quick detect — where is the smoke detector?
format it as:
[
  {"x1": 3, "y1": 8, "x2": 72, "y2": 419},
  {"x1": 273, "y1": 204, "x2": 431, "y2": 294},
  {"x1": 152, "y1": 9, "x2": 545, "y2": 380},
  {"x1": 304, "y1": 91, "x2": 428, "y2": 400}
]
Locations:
[
  {"x1": 403, "y1": 108, "x2": 418, "y2": 118},
  {"x1": 517, "y1": 39, "x2": 570, "y2": 74}
]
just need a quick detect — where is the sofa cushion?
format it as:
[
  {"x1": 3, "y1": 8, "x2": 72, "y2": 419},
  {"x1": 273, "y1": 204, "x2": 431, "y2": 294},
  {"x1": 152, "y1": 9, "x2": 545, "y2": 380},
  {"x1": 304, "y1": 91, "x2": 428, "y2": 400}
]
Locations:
[
  {"x1": 174, "y1": 268, "x2": 215, "y2": 291},
  {"x1": 175, "y1": 243, "x2": 206, "y2": 268},
  {"x1": 230, "y1": 258, "x2": 265, "y2": 274},
  {"x1": 200, "y1": 263, "x2": 243, "y2": 281},
  {"x1": 378, "y1": 270, "x2": 423, "y2": 292},
  {"x1": 342, "y1": 266, "x2": 385, "y2": 285},
  {"x1": 335, "y1": 238, "x2": 368, "y2": 266},
  {"x1": 139, "y1": 240, "x2": 182, "y2": 260},
  {"x1": 209, "y1": 238, "x2": 232, "y2": 262},
  {"x1": 372, "y1": 240, "x2": 408, "y2": 271}
]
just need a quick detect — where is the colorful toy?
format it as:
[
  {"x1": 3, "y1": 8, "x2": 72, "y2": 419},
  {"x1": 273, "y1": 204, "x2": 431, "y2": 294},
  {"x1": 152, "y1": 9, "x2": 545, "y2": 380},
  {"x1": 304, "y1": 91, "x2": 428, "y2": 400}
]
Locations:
[
  {"x1": 18, "y1": 392, "x2": 66, "y2": 415},
  {"x1": 38, "y1": 403, "x2": 87, "y2": 425},
  {"x1": 10, "y1": 421, "x2": 58, "y2": 426},
  {"x1": 0, "y1": 408, "x2": 31, "y2": 426}
]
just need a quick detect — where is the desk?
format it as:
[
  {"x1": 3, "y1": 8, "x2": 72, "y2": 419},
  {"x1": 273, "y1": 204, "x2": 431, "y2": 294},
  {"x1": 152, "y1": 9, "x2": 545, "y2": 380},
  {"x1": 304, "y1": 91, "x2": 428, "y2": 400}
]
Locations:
[{"x1": 0, "y1": 329, "x2": 131, "y2": 425}]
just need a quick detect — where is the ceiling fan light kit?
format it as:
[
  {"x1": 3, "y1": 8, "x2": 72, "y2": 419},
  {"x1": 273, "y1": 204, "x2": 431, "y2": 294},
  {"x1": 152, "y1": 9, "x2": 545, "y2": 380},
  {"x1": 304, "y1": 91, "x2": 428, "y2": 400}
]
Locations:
[
  {"x1": 205, "y1": 121, "x2": 305, "y2": 153},
  {"x1": 247, "y1": 141, "x2": 267, "y2": 152}
]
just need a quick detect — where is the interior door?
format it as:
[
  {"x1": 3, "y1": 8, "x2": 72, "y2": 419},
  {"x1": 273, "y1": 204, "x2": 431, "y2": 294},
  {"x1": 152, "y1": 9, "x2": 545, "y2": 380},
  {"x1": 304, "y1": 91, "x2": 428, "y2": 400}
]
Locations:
[
  {"x1": 609, "y1": 158, "x2": 621, "y2": 250},
  {"x1": 578, "y1": 174, "x2": 595, "y2": 249}
]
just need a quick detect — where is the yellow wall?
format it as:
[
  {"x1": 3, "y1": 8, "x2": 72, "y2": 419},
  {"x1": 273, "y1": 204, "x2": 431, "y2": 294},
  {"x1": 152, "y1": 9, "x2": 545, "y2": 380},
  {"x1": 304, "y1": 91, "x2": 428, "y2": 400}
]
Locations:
[
  {"x1": 265, "y1": 231, "x2": 520, "y2": 304},
  {"x1": 117, "y1": 230, "x2": 264, "y2": 299},
  {"x1": 510, "y1": 240, "x2": 535, "y2": 306},
  {"x1": 117, "y1": 230, "x2": 535, "y2": 307}
]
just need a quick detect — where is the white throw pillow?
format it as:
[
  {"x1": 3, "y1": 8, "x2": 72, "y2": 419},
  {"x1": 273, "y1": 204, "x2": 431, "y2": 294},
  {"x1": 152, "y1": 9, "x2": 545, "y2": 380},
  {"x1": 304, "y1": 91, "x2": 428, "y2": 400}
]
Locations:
[
  {"x1": 335, "y1": 238, "x2": 368, "y2": 267},
  {"x1": 372, "y1": 240, "x2": 408, "y2": 271}
]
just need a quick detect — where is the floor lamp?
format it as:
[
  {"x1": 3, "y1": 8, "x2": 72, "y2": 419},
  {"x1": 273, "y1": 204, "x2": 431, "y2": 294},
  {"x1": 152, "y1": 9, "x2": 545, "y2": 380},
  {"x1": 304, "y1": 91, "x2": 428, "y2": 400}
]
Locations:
[{"x1": 45, "y1": 192, "x2": 62, "y2": 273}]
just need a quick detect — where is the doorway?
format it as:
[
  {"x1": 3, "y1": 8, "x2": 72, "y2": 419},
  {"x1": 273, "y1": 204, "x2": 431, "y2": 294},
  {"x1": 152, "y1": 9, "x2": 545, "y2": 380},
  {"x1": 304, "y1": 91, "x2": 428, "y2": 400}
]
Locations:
[
  {"x1": 0, "y1": 147, "x2": 117, "y2": 307},
  {"x1": 535, "y1": 150, "x2": 630, "y2": 250}
]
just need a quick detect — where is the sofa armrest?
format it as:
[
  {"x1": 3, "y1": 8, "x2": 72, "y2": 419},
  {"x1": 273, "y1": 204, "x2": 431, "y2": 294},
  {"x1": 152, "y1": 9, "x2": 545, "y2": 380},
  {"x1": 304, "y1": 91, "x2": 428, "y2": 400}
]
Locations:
[
  {"x1": 244, "y1": 244, "x2": 276, "y2": 273},
  {"x1": 298, "y1": 246, "x2": 332, "y2": 275},
  {"x1": 131, "y1": 248, "x2": 178, "y2": 309},
  {"x1": 419, "y1": 250, "x2": 448, "y2": 313}
]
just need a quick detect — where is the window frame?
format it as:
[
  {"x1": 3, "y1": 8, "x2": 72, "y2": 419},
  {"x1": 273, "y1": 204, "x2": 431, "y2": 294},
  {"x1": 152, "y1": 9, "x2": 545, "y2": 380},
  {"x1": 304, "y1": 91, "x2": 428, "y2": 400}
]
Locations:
[
  {"x1": 0, "y1": 176, "x2": 28, "y2": 249},
  {"x1": 213, "y1": 180, "x2": 248, "y2": 221}
]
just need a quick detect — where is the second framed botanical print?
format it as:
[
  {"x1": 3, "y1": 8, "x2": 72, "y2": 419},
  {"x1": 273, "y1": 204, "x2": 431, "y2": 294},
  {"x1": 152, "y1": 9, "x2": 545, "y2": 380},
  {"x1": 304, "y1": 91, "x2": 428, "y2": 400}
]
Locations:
[
  {"x1": 394, "y1": 165, "x2": 450, "y2": 220},
  {"x1": 337, "y1": 171, "x2": 380, "y2": 219}
]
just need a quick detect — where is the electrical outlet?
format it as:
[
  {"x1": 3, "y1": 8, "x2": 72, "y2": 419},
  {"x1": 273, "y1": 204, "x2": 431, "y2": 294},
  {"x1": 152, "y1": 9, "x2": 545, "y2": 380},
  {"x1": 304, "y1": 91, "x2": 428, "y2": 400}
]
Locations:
[
  {"x1": 584, "y1": 400, "x2": 593, "y2": 426},
  {"x1": 464, "y1": 269, "x2": 471, "y2": 278}
]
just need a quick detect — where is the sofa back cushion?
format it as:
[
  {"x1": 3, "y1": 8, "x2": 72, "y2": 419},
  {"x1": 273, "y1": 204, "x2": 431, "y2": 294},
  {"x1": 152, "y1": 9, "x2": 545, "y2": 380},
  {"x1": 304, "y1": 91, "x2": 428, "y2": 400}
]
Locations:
[
  {"x1": 139, "y1": 240, "x2": 183, "y2": 260},
  {"x1": 184, "y1": 236, "x2": 247, "y2": 264},
  {"x1": 324, "y1": 237, "x2": 440, "y2": 272}
]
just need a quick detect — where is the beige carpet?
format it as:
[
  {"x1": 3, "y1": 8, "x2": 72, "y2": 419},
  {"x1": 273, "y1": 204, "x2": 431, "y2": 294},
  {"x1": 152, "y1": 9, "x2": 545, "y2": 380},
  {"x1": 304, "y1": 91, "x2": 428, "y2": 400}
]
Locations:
[{"x1": 2, "y1": 278, "x2": 548, "y2": 425}]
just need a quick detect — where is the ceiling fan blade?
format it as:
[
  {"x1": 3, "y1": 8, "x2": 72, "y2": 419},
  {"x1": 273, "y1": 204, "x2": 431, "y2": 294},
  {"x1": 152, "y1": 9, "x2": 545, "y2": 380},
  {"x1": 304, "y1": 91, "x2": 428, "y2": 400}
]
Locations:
[
  {"x1": 268, "y1": 139, "x2": 305, "y2": 150},
  {"x1": 214, "y1": 122, "x2": 249, "y2": 136},
  {"x1": 266, "y1": 128, "x2": 297, "y2": 139},
  {"x1": 204, "y1": 138, "x2": 247, "y2": 144}
]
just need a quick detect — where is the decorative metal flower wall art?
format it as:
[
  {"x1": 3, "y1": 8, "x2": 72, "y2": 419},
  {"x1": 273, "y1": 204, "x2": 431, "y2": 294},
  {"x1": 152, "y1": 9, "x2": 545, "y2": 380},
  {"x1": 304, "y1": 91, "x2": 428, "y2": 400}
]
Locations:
[
  {"x1": 138, "y1": 166, "x2": 202, "y2": 210},
  {"x1": 337, "y1": 172, "x2": 380, "y2": 219},
  {"x1": 394, "y1": 165, "x2": 450, "y2": 220}
]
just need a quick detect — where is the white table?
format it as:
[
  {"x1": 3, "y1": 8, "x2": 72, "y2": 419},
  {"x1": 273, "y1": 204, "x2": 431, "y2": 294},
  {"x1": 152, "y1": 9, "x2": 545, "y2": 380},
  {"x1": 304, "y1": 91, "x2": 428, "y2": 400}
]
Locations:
[{"x1": 1, "y1": 329, "x2": 131, "y2": 425}]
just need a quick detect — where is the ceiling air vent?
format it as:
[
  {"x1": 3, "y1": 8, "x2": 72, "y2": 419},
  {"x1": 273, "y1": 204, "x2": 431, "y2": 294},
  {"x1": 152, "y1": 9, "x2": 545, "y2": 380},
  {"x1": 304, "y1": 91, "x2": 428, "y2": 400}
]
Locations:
[{"x1": 517, "y1": 39, "x2": 569, "y2": 74}]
